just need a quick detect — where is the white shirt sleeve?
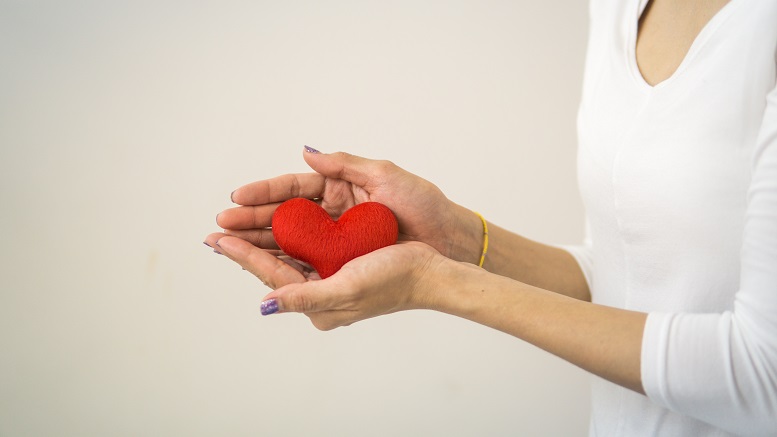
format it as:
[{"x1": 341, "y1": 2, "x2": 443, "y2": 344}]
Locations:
[{"x1": 640, "y1": 84, "x2": 777, "y2": 436}]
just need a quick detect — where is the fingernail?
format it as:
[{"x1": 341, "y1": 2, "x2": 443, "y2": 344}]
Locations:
[
  {"x1": 230, "y1": 190, "x2": 236, "y2": 203},
  {"x1": 216, "y1": 213, "x2": 221, "y2": 225},
  {"x1": 304, "y1": 145, "x2": 320, "y2": 154},
  {"x1": 260, "y1": 299, "x2": 279, "y2": 316},
  {"x1": 205, "y1": 242, "x2": 223, "y2": 255},
  {"x1": 203, "y1": 241, "x2": 218, "y2": 253}
]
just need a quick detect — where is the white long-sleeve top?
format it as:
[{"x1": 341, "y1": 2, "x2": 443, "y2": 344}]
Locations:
[{"x1": 562, "y1": 0, "x2": 777, "y2": 435}]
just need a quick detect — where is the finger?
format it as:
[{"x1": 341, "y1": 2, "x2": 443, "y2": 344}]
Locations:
[
  {"x1": 277, "y1": 255, "x2": 307, "y2": 275},
  {"x1": 216, "y1": 204, "x2": 278, "y2": 229},
  {"x1": 223, "y1": 228, "x2": 280, "y2": 250},
  {"x1": 206, "y1": 232, "x2": 282, "y2": 256},
  {"x1": 217, "y1": 198, "x2": 325, "y2": 231},
  {"x1": 204, "y1": 232, "x2": 228, "y2": 250},
  {"x1": 260, "y1": 280, "x2": 345, "y2": 316},
  {"x1": 303, "y1": 149, "x2": 395, "y2": 189},
  {"x1": 231, "y1": 173, "x2": 325, "y2": 206},
  {"x1": 277, "y1": 255, "x2": 318, "y2": 276},
  {"x1": 215, "y1": 236, "x2": 306, "y2": 290}
]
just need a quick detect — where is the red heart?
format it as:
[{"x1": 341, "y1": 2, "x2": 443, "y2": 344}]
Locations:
[{"x1": 271, "y1": 198, "x2": 399, "y2": 279}]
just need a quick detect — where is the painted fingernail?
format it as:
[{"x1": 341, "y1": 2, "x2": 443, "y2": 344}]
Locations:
[
  {"x1": 260, "y1": 299, "x2": 279, "y2": 316},
  {"x1": 203, "y1": 241, "x2": 218, "y2": 253},
  {"x1": 213, "y1": 239, "x2": 227, "y2": 255},
  {"x1": 230, "y1": 190, "x2": 236, "y2": 203},
  {"x1": 304, "y1": 145, "x2": 320, "y2": 154}
]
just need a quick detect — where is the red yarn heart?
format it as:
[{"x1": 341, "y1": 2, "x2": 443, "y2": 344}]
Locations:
[{"x1": 271, "y1": 198, "x2": 399, "y2": 279}]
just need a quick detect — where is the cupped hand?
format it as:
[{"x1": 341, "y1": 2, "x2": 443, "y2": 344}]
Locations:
[
  {"x1": 215, "y1": 235, "x2": 450, "y2": 330},
  {"x1": 208, "y1": 148, "x2": 481, "y2": 272}
]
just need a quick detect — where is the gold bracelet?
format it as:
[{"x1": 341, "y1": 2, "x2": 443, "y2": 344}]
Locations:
[{"x1": 473, "y1": 211, "x2": 489, "y2": 268}]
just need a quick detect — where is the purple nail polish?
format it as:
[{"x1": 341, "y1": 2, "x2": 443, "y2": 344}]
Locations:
[
  {"x1": 304, "y1": 145, "x2": 320, "y2": 154},
  {"x1": 204, "y1": 241, "x2": 220, "y2": 253},
  {"x1": 260, "y1": 299, "x2": 279, "y2": 316}
]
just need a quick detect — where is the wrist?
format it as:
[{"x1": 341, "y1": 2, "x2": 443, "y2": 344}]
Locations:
[
  {"x1": 448, "y1": 204, "x2": 487, "y2": 265},
  {"x1": 419, "y1": 255, "x2": 488, "y2": 314}
]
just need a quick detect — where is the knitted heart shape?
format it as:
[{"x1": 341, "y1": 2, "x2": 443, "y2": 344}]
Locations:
[{"x1": 271, "y1": 198, "x2": 399, "y2": 279}]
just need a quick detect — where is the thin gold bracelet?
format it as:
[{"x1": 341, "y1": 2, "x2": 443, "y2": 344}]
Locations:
[{"x1": 472, "y1": 211, "x2": 489, "y2": 268}]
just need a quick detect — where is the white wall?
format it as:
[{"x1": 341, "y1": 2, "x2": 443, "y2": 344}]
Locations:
[{"x1": 0, "y1": 1, "x2": 590, "y2": 435}]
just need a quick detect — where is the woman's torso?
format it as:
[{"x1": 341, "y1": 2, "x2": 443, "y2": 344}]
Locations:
[{"x1": 577, "y1": 0, "x2": 777, "y2": 434}]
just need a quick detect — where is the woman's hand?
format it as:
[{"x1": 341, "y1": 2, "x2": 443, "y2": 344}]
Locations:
[
  {"x1": 206, "y1": 148, "x2": 483, "y2": 273},
  {"x1": 205, "y1": 147, "x2": 590, "y2": 298},
  {"x1": 214, "y1": 236, "x2": 449, "y2": 330}
]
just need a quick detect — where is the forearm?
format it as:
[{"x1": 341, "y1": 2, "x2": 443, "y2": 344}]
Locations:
[
  {"x1": 450, "y1": 204, "x2": 590, "y2": 301},
  {"x1": 427, "y1": 260, "x2": 646, "y2": 394}
]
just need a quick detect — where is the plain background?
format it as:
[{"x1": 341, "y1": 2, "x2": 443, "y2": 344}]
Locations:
[{"x1": 0, "y1": 1, "x2": 591, "y2": 435}]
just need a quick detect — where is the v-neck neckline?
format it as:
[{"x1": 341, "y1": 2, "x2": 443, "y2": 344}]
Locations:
[{"x1": 626, "y1": 0, "x2": 740, "y2": 91}]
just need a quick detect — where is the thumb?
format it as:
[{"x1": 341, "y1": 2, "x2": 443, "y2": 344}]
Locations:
[
  {"x1": 302, "y1": 147, "x2": 390, "y2": 188},
  {"x1": 259, "y1": 279, "x2": 339, "y2": 316}
]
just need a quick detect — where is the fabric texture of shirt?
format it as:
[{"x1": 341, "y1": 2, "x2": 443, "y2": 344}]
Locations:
[{"x1": 562, "y1": 0, "x2": 777, "y2": 435}]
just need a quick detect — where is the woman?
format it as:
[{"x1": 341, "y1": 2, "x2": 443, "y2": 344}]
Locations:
[{"x1": 205, "y1": 0, "x2": 777, "y2": 435}]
